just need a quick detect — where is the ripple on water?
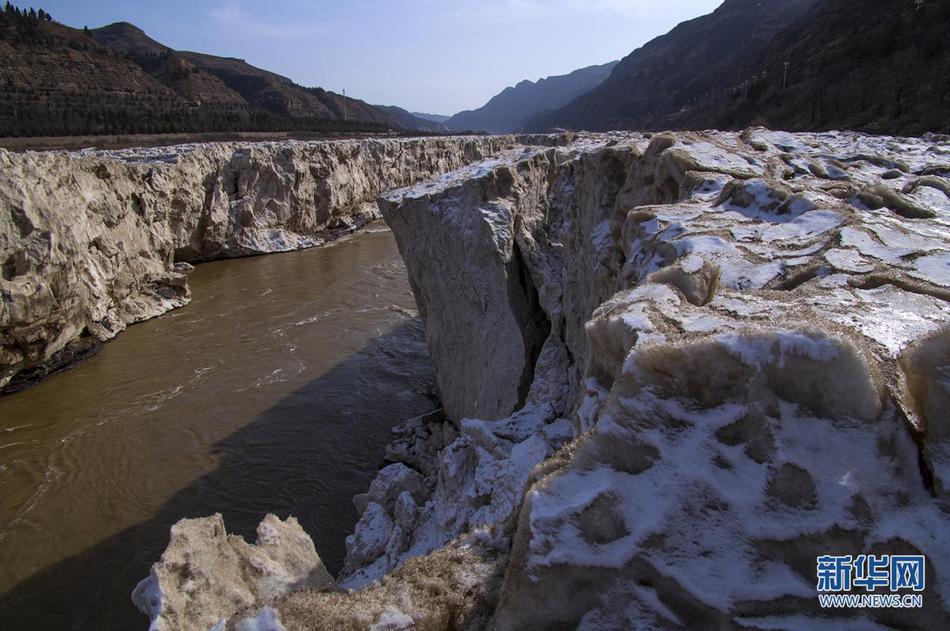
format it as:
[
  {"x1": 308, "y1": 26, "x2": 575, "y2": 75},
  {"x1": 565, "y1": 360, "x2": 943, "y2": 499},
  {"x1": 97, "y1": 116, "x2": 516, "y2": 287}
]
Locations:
[{"x1": 0, "y1": 226, "x2": 436, "y2": 629}]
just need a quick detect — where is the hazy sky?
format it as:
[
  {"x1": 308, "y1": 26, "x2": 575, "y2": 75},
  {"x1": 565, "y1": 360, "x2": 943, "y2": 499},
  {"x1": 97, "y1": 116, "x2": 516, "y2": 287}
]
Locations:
[{"x1": 38, "y1": 0, "x2": 722, "y2": 114}]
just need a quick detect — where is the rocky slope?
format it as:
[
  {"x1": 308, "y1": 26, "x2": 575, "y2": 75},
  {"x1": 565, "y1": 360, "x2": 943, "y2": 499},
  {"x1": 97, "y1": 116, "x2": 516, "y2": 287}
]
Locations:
[
  {"x1": 524, "y1": 0, "x2": 950, "y2": 136},
  {"x1": 681, "y1": 0, "x2": 950, "y2": 135},
  {"x1": 137, "y1": 129, "x2": 949, "y2": 629},
  {"x1": 0, "y1": 135, "x2": 519, "y2": 390},
  {"x1": 523, "y1": 0, "x2": 817, "y2": 132},
  {"x1": 445, "y1": 61, "x2": 618, "y2": 133},
  {"x1": 373, "y1": 105, "x2": 448, "y2": 133},
  {"x1": 0, "y1": 8, "x2": 437, "y2": 136}
]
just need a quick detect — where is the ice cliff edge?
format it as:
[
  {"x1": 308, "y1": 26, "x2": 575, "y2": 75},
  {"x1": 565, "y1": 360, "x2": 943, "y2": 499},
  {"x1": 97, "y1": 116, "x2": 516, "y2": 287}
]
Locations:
[
  {"x1": 138, "y1": 129, "x2": 949, "y2": 629},
  {"x1": 0, "y1": 136, "x2": 520, "y2": 390}
]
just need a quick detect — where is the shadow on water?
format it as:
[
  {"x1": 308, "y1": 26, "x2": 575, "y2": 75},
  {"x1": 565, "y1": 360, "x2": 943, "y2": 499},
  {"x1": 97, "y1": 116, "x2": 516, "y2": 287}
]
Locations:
[{"x1": 0, "y1": 320, "x2": 437, "y2": 630}]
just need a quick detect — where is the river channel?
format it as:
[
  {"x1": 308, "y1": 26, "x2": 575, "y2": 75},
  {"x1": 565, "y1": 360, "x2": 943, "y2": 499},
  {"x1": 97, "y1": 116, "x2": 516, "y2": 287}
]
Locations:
[{"x1": 0, "y1": 225, "x2": 435, "y2": 629}]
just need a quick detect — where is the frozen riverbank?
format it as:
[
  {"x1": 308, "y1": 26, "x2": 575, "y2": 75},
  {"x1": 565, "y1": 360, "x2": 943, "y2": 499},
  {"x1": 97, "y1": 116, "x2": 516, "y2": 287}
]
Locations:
[
  {"x1": 140, "y1": 128, "x2": 950, "y2": 630},
  {"x1": 0, "y1": 135, "x2": 528, "y2": 390}
]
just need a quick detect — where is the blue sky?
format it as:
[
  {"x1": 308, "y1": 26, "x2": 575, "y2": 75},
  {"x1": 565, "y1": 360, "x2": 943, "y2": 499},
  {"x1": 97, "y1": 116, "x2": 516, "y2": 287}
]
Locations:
[{"x1": 37, "y1": 0, "x2": 722, "y2": 115}]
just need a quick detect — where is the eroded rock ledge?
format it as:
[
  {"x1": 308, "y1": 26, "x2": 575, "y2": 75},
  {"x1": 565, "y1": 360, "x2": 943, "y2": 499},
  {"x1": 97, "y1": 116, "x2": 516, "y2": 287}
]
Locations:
[
  {"x1": 141, "y1": 130, "x2": 949, "y2": 630},
  {"x1": 0, "y1": 135, "x2": 536, "y2": 390}
]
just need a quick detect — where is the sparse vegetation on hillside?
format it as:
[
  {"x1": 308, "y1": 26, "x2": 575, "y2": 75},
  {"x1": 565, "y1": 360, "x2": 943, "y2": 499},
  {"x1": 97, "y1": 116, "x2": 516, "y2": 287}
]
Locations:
[
  {"x1": 0, "y1": 4, "x2": 427, "y2": 138},
  {"x1": 525, "y1": 0, "x2": 949, "y2": 135},
  {"x1": 661, "y1": 0, "x2": 950, "y2": 134}
]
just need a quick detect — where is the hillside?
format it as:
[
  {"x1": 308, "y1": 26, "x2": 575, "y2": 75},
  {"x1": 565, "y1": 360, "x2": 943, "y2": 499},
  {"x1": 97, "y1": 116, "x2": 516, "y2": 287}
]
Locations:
[
  {"x1": 0, "y1": 9, "x2": 437, "y2": 137},
  {"x1": 412, "y1": 112, "x2": 451, "y2": 124},
  {"x1": 445, "y1": 61, "x2": 617, "y2": 133},
  {"x1": 524, "y1": 0, "x2": 949, "y2": 135},
  {"x1": 523, "y1": 0, "x2": 815, "y2": 132},
  {"x1": 374, "y1": 105, "x2": 447, "y2": 132},
  {"x1": 665, "y1": 0, "x2": 950, "y2": 135}
]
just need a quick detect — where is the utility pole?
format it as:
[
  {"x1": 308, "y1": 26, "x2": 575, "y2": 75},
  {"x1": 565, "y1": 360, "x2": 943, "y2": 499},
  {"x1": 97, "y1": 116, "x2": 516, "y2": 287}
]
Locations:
[
  {"x1": 342, "y1": 89, "x2": 347, "y2": 122},
  {"x1": 782, "y1": 62, "x2": 790, "y2": 90}
]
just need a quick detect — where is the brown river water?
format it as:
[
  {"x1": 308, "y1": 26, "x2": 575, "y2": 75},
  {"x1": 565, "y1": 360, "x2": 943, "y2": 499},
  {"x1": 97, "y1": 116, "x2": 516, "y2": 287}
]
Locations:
[{"x1": 0, "y1": 225, "x2": 436, "y2": 630}]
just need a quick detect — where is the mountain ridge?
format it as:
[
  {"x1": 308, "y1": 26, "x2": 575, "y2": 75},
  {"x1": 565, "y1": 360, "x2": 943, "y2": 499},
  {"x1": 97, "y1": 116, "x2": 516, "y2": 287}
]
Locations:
[
  {"x1": 0, "y1": 10, "x2": 440, "y2": 137},
  {"x1": 445, "y1": 60, "x2": 618, "y2": 133},
  {"x1": 524, "y1": 0, "x2": 949, "y2": 135},
  {"x1": 411, "y1": 112, "x2": 451, "y2": 124},
  {"x1": 522, "y1": 0, "x2": 818, "y2": 131}
]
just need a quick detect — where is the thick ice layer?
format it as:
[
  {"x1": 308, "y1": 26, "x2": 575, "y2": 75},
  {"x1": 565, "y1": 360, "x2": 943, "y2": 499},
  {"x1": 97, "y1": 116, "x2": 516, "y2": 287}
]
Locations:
[
  {"x1": 363, "y1": 129, "x2": 950, "y2": 628},
  {"x1": 496, "y1": 320, "x2": 946, "y2": 628},
  {"x1": 138, "y1": 129, "x2": 950, "y2": 629},
  {"x1": 0, "y1": 135, "x2": 525, "y2": 388},
  {"x1": 132, "y1": 513, "x2": 334, "y2": 631}
]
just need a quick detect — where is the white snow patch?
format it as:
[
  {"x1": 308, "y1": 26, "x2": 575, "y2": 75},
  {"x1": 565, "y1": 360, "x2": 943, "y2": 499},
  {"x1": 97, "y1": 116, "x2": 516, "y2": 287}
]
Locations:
[
  {"x1": 715, "y1": 330, "x2": 839, "y2": 368},
  {"x1": 824, "y1": 248, "x2": 874, "y2": 273},
  {"x1": 680, "y1": 253, "x2": 704, "y2": 274},
  {"x1": 370, "y1": 608, "x2": 414, "y2": 631},
  {"x1": 909, "y1": 251, "x2": 950, "y2": 287},
  {"x1": 234, "y1": 607, "x2": 286, "y2": 631}
]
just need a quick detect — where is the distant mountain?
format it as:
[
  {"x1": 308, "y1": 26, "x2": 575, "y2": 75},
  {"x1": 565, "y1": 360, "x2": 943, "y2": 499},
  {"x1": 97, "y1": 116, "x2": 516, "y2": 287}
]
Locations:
[
  {"x1": 445, "y1": 61, "x2": 618, "y2": 133},
  {"x1": 412, "y1": 112, "x2": 451, "y2": 124},
  {"x1": 374, "y1": 105, "x2": 446, "y2": 132},
  {"x1": 0, "y1": 10, "x2": 436, "y2": 137},
  {"x1": 523, "y1": 0, "x2": 817, "y2": 132},
  {"x1": 524, "y1": 0, "x2": 949, "y2": 136}
]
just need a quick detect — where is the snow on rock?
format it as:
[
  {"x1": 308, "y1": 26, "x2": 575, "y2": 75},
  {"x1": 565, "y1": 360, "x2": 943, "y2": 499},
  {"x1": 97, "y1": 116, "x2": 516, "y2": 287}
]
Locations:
[
  {"x1": 136, "y1": 129, "x2": 949, "y2": 629},
  {"x1": 496, "y1": 322, "x2": 946, "y2": 628},
  {"x1": 339, "y1": 402, "x2": 566, "y2": 589},
  {"x1": 369, "y1": 608, "x2": 415, "y2": 631},
  {"x1": 379, "y1": 147, "x2": 560, "y2": 422},
  {"x1": 0, "y1": 135, "x2": 524, "y2": 390},
  {"x1": 230, "y1": 607, "x2": 287, "y2": 631},
  {"x1": 131, "y1": 513, "x2": 333, "y2": 631},
  {"x1": 365, "y1": 129, "x2": 950, "y2": 628},
  {"x1": 226, "y1": 539, "x2": 505, "y2": 631}
]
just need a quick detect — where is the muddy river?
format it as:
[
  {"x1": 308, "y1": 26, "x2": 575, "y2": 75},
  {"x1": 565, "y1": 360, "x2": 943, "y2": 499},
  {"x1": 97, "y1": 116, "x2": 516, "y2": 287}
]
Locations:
[{"x1": 0, "y1": 225, "x2": 434, "y2": 629}]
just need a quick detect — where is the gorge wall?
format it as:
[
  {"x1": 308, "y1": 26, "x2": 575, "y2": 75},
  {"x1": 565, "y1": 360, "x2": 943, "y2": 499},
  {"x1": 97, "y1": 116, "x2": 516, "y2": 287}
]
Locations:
[
  {"x1": 136, "y1": 129, "x2": 949, "y2": 629},
  {"x1": 372, "y1": 129, "x2": 950, "y2": 630},
  {"x1": 9, "y1": 128, "x2": 942, "y2": 629},
  {"x1": 0, "y1": 135, "x2": 527, "y2": 390}
]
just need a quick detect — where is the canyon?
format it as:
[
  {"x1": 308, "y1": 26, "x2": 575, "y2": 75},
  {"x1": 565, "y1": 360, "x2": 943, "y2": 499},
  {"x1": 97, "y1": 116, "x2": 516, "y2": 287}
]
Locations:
[
  {"x1": 0, "y1": 135, "x2": 523, "y2": 390},
  {"x1": 345, "y1": 129, "x2": 949, "y2": 629},
  {"x1": 1, "y1": 129, "x2": 948, "y2": 629}
]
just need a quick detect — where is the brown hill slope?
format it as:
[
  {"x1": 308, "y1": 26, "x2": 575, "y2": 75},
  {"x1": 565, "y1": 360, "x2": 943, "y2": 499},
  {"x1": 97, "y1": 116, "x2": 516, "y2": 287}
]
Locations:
[
  {"x1": 523, "y1": 0, "x2": 817, "y2": 132},
  {"x1": 665, "y1": 0, "x2": 950, "y2": 135},
  {"x1": 444, "y1": 61, "x2": 618, "y2": 133},
  {"x1": 524, "y1": 0, "x2": 949, "y2": 135},
  {"x1": 0, "y1": 9, "x2": 438, "y2": 137},
  {"x1": 89, "y1": 22, "x2": 249, "y2": 110}
]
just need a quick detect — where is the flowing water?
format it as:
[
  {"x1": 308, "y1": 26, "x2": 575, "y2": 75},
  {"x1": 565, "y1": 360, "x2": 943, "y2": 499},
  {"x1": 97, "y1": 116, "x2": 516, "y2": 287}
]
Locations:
[{"x1": 0, "y1": 225, "x2": 435, "y2": 630}]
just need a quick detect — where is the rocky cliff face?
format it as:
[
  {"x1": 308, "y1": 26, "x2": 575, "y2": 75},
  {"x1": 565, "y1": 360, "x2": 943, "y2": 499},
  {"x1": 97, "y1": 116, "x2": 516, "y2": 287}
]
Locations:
[
  {"x1": 0, "y1": 136, "x2": 518, "y2": 390},
  {"x1": 139, "y1": 129, "x2": 949, "y2": 629}
]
